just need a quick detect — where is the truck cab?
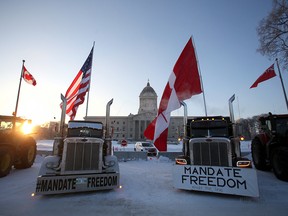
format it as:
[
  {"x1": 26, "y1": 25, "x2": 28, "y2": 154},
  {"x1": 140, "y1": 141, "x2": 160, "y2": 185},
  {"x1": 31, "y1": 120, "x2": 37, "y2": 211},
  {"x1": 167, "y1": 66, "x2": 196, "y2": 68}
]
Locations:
[
  {"x1": 176, "y1": 116, "x2": 250, "y2": 168},
  {"x1": 35, "y1": 99, "x2": 120, "y2": 195},
  {"x1": 173, "y1": 98, "x2": 259, "y2": 197}
]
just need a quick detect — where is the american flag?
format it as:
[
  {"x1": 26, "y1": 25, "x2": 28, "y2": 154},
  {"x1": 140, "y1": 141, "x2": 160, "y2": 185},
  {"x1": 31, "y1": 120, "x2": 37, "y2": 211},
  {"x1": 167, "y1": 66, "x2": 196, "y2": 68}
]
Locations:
[{"x1": 64, "y1": 46, "x2": 94, "y2": 120}]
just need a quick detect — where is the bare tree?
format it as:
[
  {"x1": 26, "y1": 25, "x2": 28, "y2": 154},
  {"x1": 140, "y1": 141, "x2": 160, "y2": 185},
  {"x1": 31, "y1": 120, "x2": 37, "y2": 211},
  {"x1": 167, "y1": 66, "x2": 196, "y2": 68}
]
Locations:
[
  {"x1": 257, "y1": 0, "x2": 288, "y2": 69},
  {"x1": 236, "y1": 114, "x2": 268, "y2": 140}
]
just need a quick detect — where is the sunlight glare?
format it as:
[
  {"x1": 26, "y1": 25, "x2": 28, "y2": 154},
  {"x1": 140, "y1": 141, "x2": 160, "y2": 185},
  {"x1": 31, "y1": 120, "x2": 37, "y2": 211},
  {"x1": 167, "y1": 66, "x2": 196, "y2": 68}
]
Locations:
[{"x1": 21, "y1": 121, "x2": 33, "y2": 134}]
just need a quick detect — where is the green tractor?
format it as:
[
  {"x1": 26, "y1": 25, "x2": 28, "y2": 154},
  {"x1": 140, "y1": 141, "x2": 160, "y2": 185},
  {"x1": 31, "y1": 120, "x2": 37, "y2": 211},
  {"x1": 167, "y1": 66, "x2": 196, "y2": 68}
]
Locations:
[{"x1": 0, "y1": 115, "x2": 36, "y2": 177}]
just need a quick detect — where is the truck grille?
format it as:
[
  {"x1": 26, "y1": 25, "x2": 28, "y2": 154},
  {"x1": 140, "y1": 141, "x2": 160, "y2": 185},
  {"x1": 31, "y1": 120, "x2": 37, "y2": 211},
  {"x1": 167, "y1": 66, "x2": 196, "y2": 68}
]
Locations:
[
  {"x1": 61, "y1": 138, "x2": 103, "y2": 174},
  {"x1": 189, "y1": 138, "x2": 232, "y2": 166}
]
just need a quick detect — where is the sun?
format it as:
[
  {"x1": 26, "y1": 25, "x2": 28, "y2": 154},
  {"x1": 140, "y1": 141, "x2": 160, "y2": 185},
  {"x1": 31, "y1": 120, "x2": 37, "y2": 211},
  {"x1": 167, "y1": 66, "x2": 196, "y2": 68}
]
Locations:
[{"x1": 21, "y1": 120, "x2": 34, "y2": 134}]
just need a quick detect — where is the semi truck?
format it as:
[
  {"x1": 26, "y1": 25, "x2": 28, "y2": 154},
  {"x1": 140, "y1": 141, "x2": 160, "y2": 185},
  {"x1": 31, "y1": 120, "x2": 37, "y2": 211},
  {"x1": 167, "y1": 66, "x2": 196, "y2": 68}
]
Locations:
[
  {"x1": 34, "y1": 97, "x2": 120, "y2": 195},
  {"x1": 0, "y1": 115, "x2": 36, "y2": 177},
  {"x1": 173, "y1": 95, "x2": 259, "y2": 197},
  {"x1": 251, "y1": 113, "x2": 288, "y2": 181}
]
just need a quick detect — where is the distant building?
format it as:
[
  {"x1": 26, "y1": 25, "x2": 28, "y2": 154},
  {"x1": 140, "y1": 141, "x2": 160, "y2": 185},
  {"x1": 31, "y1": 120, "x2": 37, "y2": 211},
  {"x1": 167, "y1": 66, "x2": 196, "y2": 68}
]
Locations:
[{"x1": 85, "y1": 81, "x2": 184, "y2": 142}]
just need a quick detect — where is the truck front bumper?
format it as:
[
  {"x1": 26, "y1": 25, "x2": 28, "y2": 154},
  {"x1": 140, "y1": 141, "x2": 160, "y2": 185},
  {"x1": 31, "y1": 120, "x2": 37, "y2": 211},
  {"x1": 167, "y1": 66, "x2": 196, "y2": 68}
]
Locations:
[{"x1": 35, "y1": 172, "x2": 120, "y2": 195}]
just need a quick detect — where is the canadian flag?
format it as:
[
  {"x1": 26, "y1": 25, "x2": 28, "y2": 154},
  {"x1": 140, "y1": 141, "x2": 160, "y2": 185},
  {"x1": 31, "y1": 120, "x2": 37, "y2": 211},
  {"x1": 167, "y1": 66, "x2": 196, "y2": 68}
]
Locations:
[
  {"x1": 22, "y1": 66, "x2": 37, "y2": 86},
  {"x1": 250, "y1": 64, "x2": 276, "y2": 89},
  {"x1": 144, "y1": 38, "x2": 203, "y2": 151}
]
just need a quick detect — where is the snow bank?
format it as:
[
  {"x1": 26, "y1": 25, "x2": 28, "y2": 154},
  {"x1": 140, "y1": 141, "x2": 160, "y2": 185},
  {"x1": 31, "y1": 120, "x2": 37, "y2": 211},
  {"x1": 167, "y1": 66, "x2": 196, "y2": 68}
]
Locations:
[
  {"x1": 36, "y1": 140, "x2": 250, "y2": 152},
  {"x1": 36, "y1": 140, "x2": 183, "y2": 154}
]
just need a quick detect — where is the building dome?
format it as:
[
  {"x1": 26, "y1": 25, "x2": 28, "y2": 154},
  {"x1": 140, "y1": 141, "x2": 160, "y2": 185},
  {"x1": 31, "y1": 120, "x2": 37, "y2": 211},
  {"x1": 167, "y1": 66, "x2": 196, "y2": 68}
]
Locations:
[
  {"x1": 138, "y1": 81, "x2": 157, "y2": 115},
  {"x1": 139, "y1": 81, "x2": 157, "y2": 97}
]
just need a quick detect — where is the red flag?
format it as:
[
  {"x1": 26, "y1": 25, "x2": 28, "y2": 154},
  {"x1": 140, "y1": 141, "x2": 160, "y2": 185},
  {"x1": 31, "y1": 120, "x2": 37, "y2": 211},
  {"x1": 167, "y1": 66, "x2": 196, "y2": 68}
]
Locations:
[
  {"x1": 22, "y1": 66, "x2": 37, "y2": 86},
  {"x1": 144, "y1": 38, "x2": 202, "y2": 151},
  {"x1": 250, "y1": 64, "x2": 276, "y2": 89},
  {"x1": 64, "y1": 46, "x2": 94, "y2": 120}
]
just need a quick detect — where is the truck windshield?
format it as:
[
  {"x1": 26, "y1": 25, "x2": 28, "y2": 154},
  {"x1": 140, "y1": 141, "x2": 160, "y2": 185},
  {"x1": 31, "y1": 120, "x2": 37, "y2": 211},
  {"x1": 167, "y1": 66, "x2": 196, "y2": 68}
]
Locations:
[
  {"x1": 0, "y1": 119, "x2": 26, "y2": 133},
  {"x1": 275, "y1": 118, "x2": 288, "y2": 137},
  {"x1": 67, "y1": 121, "x2": 103, "y2": 138},
  {"x1": 190, "y1": 120, "x2": 229, "y2": 138},
  {"x1": 142, "y1": 142, "x2": 153, "y2": 147}
]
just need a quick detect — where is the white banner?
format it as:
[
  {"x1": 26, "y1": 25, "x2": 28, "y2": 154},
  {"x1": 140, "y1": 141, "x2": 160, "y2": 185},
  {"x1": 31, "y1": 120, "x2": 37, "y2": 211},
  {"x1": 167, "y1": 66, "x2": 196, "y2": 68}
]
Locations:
[{"x1": 173, "y1": 165, "x2": 259, "y2": 197}]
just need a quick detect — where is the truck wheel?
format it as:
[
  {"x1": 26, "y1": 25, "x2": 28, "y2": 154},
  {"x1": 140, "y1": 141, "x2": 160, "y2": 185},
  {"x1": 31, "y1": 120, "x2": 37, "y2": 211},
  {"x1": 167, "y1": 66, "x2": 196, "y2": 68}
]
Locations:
[
  {"x1": 251, "y1": 138, "x2": 269, "y2": 170},
  {"x1": 0, "y1": 146, "x2": 14, "y2": 177},
  {"x1": 271, "y1": 147, "x2": 288, "y2": 182},
  {"x1": 14, "y1": 139, "x2": 36, "y2": 169}
]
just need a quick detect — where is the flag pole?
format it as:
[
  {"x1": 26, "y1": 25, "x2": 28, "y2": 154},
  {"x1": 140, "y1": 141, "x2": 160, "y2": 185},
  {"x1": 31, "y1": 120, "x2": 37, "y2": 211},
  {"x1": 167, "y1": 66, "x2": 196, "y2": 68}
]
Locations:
[
  {"x1": 13, "y1": 60, "x2": 25, "y2": 131},
  {"x1": 85, "y1": 41, "x2": 95, "y2": 119},
  {"x1": 191, "y1": 36, "x2": 208, "y2": 116},
  {"x1": 200, "y1": 67, "x2": 208, "y2": 116},
  {"x1": 276, "y1": 58, "x2": 288, "y2": 111},
  {"x1": 14, "y1": 60, "x2": 25, "y2": 118}
]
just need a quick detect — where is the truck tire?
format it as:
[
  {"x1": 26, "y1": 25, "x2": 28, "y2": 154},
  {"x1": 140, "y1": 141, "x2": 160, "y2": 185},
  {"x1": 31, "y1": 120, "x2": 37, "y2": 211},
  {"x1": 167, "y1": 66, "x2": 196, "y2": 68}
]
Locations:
[
  {"x1": 271, "y1": 147, "x2": 288, "y2": 182},
  {"x1": 14, "y1": 138, "x2": 36, "y2": 169},
  {"x1": 251, "y1": 138, "x2": 269, "y2": 170},
  {"x1": 0, "y1": 146, "x2": 14, "y2": 177}
]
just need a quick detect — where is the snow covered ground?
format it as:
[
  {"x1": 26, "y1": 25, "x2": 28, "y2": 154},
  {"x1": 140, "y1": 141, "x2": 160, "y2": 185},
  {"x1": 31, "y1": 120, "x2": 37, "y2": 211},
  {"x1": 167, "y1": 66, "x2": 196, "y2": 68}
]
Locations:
[{"x1": 0, "y1": 140, "x2": 288, "y2": 216}]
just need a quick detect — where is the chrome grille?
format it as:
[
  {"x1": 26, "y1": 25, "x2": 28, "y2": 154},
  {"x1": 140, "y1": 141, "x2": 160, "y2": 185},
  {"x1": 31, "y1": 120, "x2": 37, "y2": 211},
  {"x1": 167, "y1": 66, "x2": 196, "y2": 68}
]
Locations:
[
  {"x1": 61, "y1": 138, "x2": 103, "y2": 174},
  {"x1": 189, "y1": 138, "x2": 232, "y2": 166}
]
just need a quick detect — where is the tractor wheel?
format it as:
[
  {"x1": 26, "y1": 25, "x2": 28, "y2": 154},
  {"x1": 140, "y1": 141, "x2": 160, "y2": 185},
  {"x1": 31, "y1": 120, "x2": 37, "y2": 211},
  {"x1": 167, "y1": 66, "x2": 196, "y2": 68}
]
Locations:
[
  {"x1": 251, "y1": 138, "x2": 269, "y2": 170},
  {"x1": 14, "y1": 139, "x2": 36, "y2": 169},
  {"x1": 271, "y1": 147, "x2": 288, "y2": 182},
  {"x1": 0, "y1": 146, "x2": 14, "y2": 177}
]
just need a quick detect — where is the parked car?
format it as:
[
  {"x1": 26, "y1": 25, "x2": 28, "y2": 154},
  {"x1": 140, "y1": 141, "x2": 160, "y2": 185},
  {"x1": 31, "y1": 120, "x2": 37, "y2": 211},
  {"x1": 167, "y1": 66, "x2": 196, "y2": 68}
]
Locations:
[{"x1": 134, "y1": 141, "x2": 158, "y2": 156}]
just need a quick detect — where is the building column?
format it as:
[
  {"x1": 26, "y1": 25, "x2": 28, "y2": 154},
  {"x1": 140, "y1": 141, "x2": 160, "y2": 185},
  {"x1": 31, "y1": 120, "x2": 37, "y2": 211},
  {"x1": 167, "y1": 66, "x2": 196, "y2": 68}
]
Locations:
[
  {"x1": 132, "y1": 120, "x2": 135, "y2": 140},
  {"x1": 138, "y1": 120, "x2": 141, "y2": 140}
]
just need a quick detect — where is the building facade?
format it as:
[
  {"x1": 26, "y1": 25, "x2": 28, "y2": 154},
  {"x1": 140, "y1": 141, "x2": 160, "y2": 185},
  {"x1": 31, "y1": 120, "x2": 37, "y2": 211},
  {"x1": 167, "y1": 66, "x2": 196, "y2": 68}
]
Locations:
[{"x1": 85, "y1": 81, "x2": 185, "y2": 142}]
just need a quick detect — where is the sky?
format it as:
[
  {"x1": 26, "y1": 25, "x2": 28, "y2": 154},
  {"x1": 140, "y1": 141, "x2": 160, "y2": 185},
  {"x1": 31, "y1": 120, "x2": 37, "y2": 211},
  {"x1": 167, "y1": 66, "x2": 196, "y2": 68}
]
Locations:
[{"x1": 0, "y1": 0, "x2": 286, "y2": 125}]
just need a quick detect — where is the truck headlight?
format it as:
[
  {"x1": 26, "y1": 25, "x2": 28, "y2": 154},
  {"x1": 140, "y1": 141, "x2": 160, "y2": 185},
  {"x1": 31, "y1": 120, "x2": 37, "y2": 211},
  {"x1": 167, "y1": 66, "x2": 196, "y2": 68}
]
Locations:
[
  {"x1": 105, "y1": 160, "x2": 115, "y2": 167},
  {"x1": 236, "y1": 160, "x2": 251, "y2": 168},
  {"x1": 175, "y1": 158, "x2": 187, "y2": 165}
]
